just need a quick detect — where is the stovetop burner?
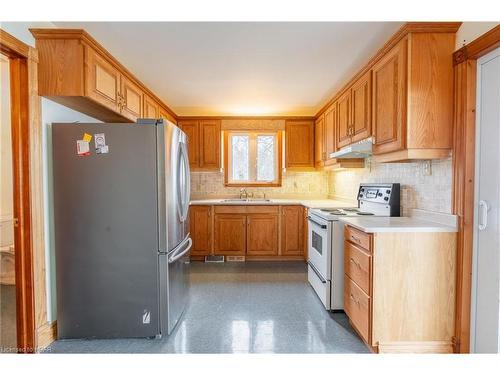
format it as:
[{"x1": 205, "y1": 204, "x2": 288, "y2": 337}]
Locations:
[{"x1": 356, "y1": 212, "x2": 375, "y2": 216}]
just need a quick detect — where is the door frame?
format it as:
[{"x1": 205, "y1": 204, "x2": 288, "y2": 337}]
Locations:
[
  {"x1": 452, "y1": 25, "x2": 500, "y2": 353},
  {"x1": 0, "y1": 29, "x2": 39, "y2": 353}
]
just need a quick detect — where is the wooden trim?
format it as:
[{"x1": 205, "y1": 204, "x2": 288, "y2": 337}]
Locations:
[
  {"x1": 452, "y1": 26, "x2": 500, "y2": 353},
  {"x1": 223, "y1": 130, "x2": 283, "y2": 187},
  {"x1": 30, "y1": 28, "x2": 177, "y2": 120},
  {"x1": 378, "y1": 341, "x2": 454, "y2": 354},
  {"x1": 315, "y1": 22, "x2": 461, "y2": 118},
  {"x1": 36, "y1": 322, "x2": 57, "y2": 351},
  {"x1": 372, "y1": 148, "x2": 451, "y2": 163},
  {"x1": 0, "y1": 29, "x2": 30, "y2": 58},
  {"x1": 1, "y1": 29, "x2": 39, "y2": 353},
  {"x1": 453, "y1": 25, "x2": 500, "y2": 64}
]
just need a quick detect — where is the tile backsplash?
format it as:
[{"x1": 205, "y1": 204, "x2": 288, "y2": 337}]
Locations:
[
  {"x1": 190, "y1": 158, "x2": 453, "y2": 216},
  {"x1": 327, "y1": 157, "x2": 453, "y2": 215},
  {"x1": 190, "y1": 170, "x2": 329, "y2": 199}
]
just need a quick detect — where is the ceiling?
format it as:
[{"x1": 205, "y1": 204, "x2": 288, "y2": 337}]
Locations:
[{"x1": 55, "y1": 22, "x2": 403, "y2": 116}]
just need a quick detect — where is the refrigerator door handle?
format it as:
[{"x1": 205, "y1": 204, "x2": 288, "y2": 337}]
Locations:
[
  {"x1": 180, "y1": 141, "x2": 190, "y2": 222},
  {"x1": 168, "y1": 237, "x2": 192, "y2": 264}
]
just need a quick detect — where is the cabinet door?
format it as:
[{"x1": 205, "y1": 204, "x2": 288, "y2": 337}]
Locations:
[
  {"x1": 178, "y1": 120, "x2": 200, "y2": 168},
  {"x1": 85, "y1": 47, "x2": 121, "y2": 113},
  {"x1": 143, "y1": 94, "x2": 159, "y2": 119},
  {"x1": 337, "y1": 90, "x2": 351, "y2": 149},
  {"x1": 281, "y1": 206, "x2": 304, "y2": 256},
  {"x1": 351, "y1": 70, "x2": 372, "y2": 142},
  {"x1": 190, "y1": 206, "x2": 212, "y2": 256},
  {"x1": 324, "y1": 103, "x2": 337, "y2": 161},
  {"x1": 246, "y1": 214, "x2": 279, "y2": 256},
  {"x1": 372, "y1": 38, "x2": 407, "y2": 155},
  {"x1": 314, "y1": 115, "x2": 325, "y2": 167},
  {"x1": 214, "y1": 214, "x2": 246, "y2": 255},
  {"x1": 199, "y1": 120, "x2": 221, "y2": 169},
  {"x1": 285, "y1": 120, "x2": 314, "y2": 168},
  {"x1": 120, "y1": 75, "x2": 143, "y2": 122}
]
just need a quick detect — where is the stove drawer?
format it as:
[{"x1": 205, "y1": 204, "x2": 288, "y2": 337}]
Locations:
[
  {"x1": 344, "y1": 275, "x2": 371, "y2": 344},
  {"x1": 345, "y1": 225, "x2": 372, "y2": 252},
  {"x1": 344, "y1": 241, "x2": 371, "y2": 295},
  {"x1": 308, "y1": 264, "x2": 331, "y2": 309}
]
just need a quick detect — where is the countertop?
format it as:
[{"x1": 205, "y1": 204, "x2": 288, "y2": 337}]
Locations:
[
  {"x1": 189, "y1": 198, "x2": 355, "y2": 209},
  {"x1": 339, "y1": 210, "x2": 459, "y2": 233}
]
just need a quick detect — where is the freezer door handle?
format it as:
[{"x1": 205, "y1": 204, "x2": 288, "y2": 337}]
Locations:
[{"x1": 169, "y1": 237, "x2": 192, "y2": 264}]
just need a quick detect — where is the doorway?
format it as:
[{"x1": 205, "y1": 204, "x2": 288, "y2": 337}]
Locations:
[
  {"x1": 471, "y1": 46, "x2": 500, "y2": 353},
  {"x1": 0, "y1": 53, "x2": 17, "y2": 351}
]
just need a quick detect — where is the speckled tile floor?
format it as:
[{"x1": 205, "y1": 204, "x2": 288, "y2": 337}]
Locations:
[{"x1": 46, "y1": 261, "x2": 369, "y2": 353}]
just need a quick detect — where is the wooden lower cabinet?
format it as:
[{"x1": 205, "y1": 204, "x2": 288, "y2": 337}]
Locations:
[
  {"x1": 343, "y1": 225, "x2": 457, "y2": 353},
  {"x1": 189, "y1": 206, "x2": 212, "y2": 256},
  {"x1": 246, "y1": 214, "x2": 279, "y2": 256},
  {"x1": 190, "y1": 205, "x2": 306, "y2": 259},
  {"x1": 281, "y1": 206, "x2": 304, "y2": 256},
  {"x1": 214, "y1": 214, "x2": 247, "y2": 256}
]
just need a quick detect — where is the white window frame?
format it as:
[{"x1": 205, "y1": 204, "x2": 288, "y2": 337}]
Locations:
[{"x1": 225, "y1": 131, "x2": 282, "y2": 187}]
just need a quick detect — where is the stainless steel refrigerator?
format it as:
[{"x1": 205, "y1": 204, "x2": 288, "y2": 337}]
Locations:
[{"x1": 52, "y1": 119, "x2": 191, "y2": 339}]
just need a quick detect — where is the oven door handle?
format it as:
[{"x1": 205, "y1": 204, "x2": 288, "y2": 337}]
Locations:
[
  {"x1": 308, "y1": 261, "x2": 327, "y2": 284},
  {"x1": 307, "y1": 216, "x2": 327, "y2": 229}
]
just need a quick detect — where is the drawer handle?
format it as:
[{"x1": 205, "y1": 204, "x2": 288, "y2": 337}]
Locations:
[
  {"x1": 349, "y1": 258, "x2": 361, "y2": 268},
  {"x1": 350, "y1": 235, "x2": 361, "y2": 244},
  {"x1": 349, "y1": 293, "x2": 360, "y2": 306}
]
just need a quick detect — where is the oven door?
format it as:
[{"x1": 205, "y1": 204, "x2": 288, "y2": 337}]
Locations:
[{"x1": 307, "y1": 213, "x2": 332, "y2": 280}]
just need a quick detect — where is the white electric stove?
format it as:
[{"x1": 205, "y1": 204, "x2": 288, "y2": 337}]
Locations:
[{"x1": 307, "y1": 183, "x2": 400, "y2": 310}]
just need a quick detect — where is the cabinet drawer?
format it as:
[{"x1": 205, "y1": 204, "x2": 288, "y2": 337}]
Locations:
[
  {"x1": 246, "y1": 206, "x2": 279, "y2": 214},
  {"x1": 344, "y1": 241, "x2": 371, "y2": 295},
  {"x1": 345, "y1": 225, "x2": 372, "y2": 251},
  {"x1": 214, "y1": 206, "x2": 247, "y2": 214},
  {"x1": 344, "y1": 275, "x2": 371, "y2": 344}
]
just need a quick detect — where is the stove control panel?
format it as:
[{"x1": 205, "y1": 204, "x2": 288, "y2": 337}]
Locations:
[{"x1": 357, "y1": 183, "x2": 400, "y2": 216}]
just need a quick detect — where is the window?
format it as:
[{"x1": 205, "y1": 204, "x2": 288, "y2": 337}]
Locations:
[{"x1": 224, "y1": 131, "x2": 282, "y2": 186}]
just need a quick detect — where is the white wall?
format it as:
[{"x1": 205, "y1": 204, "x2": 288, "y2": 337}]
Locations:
[
  {"x1": 455, "y1": 22, "x2": 499, "y2": 50},
  {"x1": 0, "y1": 55, "x2": 13, "y2": 220},
  {"x1": 1, "y1": 22, "x2": 101, "y2": 322}
]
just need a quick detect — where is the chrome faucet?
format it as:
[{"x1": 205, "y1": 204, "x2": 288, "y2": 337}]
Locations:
[{"x1": 239, "y1": 188, "x2": 248, "y2": 199}]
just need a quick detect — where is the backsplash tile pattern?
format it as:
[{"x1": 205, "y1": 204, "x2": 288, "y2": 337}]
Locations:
[
  {"x1": 191, "y1": 170, "x2": 329, "y2": 199},
  {"x1": 327, "y1": 158, "x2": 453, "y2": 215}
]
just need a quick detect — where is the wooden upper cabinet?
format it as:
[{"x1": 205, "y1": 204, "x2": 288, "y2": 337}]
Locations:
[
  {"x1": 285, "y1": 120, "x2": 314, "y2": 169},
  {"x1": 281, "y1": 206, "x2": 304, "y2": 256},
  {"x1": 85, "y1": 47, "x2": 121, "y2": 114},
  {"x1": 337, "y1": 90, "x2": 351, "y2": 149},
  {"x1": 178, "y1": 120, "x2": 200, "y2": 168},
  {"x1": 324, "y1": 104, "x2": 337, "y2": 160},
  {"x1": 120, "y1": 75, "x2": 143, "y2": 122},
  {"x1": 159, "y1": 106, "x2": 176, "y2": 124},
  {"x1": 190, "y1": 206, "x2": 212, "y2": 256},
  {"x1": 314, "y1": 115, "x2": 325, "y2": 167},
  {"x1": 214, "y1": 214, "x2": 247, "y2": 256},
  {"x1": 143, "y1": 95, "x2": 159, "y2": 119},
  {"x1": 351, "y1": 71, "x2": 372, "y2": 142},
  {"x1": 199, "y1": 120, "x2": 221, "y2": 169},
  {"x1": 31, "y1": 29, "x2": 176, "y2": 124},
  {"x1": 372, "y1": 38, "x2": 407, "y2": 155},
  {"x1": 246, "y1": 214, "x2": 279, "y2": 256}
]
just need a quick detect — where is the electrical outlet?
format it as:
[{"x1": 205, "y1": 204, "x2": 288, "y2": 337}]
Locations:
[{"x1": 422, "y1": 160, "x2": 432, "y2": 176}]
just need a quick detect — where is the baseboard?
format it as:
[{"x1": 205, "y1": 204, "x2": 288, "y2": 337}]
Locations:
[
  {"x1": 36, "y1": 321, "x2": 57, "y2": 351},
  {"x1": 377, "y1": 341, "x2": 454, "y2": 354}
]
